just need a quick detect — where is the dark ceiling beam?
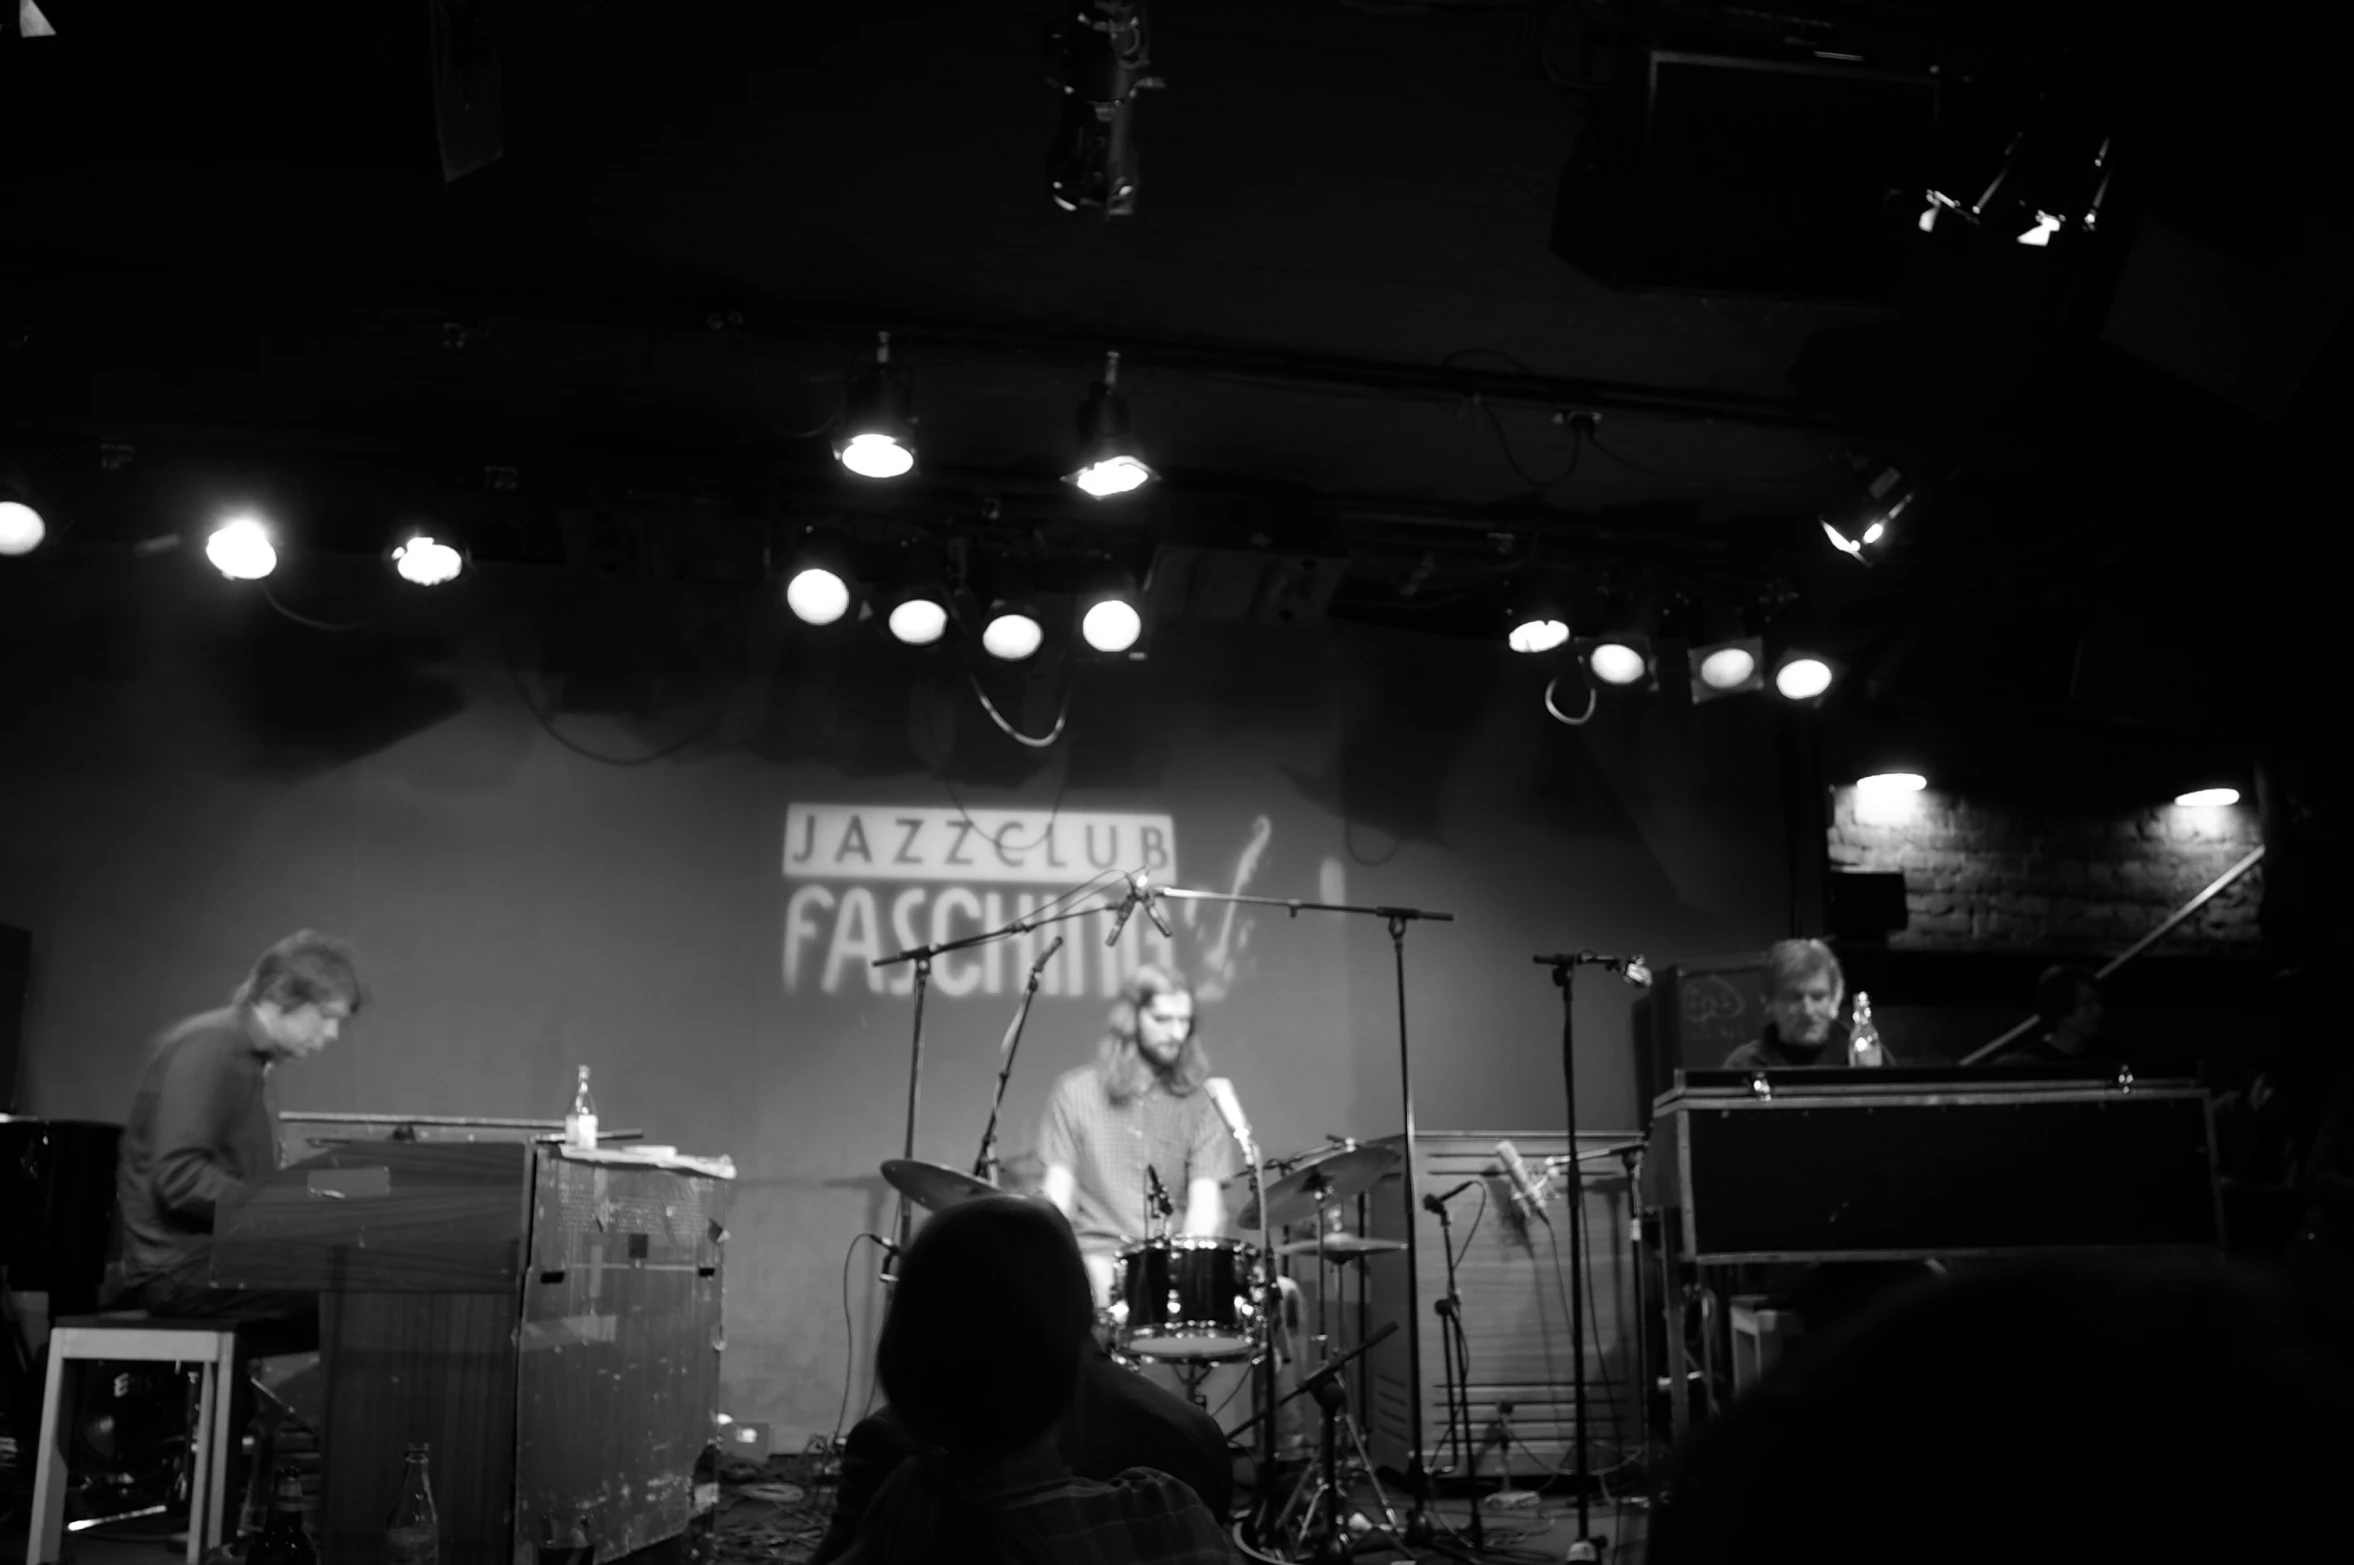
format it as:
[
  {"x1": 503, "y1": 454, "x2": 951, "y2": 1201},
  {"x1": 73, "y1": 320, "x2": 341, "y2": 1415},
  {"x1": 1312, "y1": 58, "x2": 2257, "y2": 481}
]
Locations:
[{"x1": 6, "y1": 262, "x2": 1931, "y2": 438}]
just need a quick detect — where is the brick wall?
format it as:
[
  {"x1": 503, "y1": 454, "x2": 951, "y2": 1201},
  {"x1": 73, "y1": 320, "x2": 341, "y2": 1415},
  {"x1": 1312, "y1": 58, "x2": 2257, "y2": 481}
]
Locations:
[{"x1": 1828, "y1": 788, "x2": 2264, "y2": 955}]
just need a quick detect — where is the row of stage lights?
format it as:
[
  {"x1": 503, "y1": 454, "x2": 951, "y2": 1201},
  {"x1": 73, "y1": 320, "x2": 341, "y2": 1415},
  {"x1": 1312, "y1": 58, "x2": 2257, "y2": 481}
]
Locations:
[
  {"x1": 1850, "y1": 774, "x2": 2244, "y2": 809},
  {"x1": 1502, "y1": 583, "x2": 1842, "y2": 707},
  {"x1": 830, "y1": 336, "x2": 1157, "y2": 500}
]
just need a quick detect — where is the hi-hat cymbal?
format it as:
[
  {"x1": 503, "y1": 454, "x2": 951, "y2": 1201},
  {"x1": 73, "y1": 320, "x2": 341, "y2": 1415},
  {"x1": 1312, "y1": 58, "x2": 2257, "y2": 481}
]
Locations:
[
  {"x1": 1275, "y1": 1233, "x2": 1407, "y2": 1258},
  {"x1": 1238, "y1": 1144, "x2": 1400, "y2": 1230},
  {"x1": 881, "y1": 1159, "x2": 997, "y2": 1213}
]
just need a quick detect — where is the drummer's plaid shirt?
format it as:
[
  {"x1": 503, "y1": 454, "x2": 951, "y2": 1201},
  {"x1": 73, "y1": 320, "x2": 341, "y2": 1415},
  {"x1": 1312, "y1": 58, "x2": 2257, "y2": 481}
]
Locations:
[{"x1": 1038, "y1": 1063, "x2": 1239, "y2": 1261}]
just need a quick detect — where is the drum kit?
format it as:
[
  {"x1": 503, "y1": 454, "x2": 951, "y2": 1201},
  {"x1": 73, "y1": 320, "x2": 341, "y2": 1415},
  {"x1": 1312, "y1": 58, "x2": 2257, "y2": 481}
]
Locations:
[{"x1": 881, "y1": 1137, "x2": 1413, "y2": 1561}]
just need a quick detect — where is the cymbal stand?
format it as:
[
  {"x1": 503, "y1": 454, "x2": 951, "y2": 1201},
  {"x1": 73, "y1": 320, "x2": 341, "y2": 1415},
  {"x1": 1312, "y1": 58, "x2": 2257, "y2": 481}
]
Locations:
[
  {"x1": 1275, "y1": 1180, "x2": 1402, "y2": 1560},
  {"x1": 1157, "y1": 886, "x2": 1454, "y2": 1545}
]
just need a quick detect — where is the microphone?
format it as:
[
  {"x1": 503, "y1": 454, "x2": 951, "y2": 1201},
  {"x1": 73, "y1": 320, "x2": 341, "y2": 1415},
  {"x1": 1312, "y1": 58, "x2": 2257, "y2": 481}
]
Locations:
[
  {"x1": 1496, "y1": 1139, "x2": 1551, "y2": 1226},
  {"x1": 1204, "y1": 1077, "x2": 1256, "y2": 1157},
  {"x1": 1144, "y1": 1163, "x2": 1173, "y2": 1219},
  {"x1": 1422, "y1": 1179, "x2": 1478, "y2": 1215},
  {"x1": 1028, "y1": 935, "x2": 1065, "y2": 983},
  {"x1": 1530, "y1": 951, "x2": 1653, "y2": 987},
  {"x1": 1137, "y1": 873, "x2": 1175, "y2": 939},
  {"x1": 1104, "y1": 875, "x2": 1140, "y2": 947}
]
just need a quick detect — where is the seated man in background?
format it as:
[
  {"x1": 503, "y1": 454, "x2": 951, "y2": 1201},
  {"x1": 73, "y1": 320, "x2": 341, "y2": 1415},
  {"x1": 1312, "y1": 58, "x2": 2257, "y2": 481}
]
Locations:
[
  {"x1": 1992, "y1": 963, "x2": 2115, "y2": 1067},
  {"x1": 1651, "y1": 1253, "x2": 2354, "y2": 1564},
  {"x1": 1722, "y1": 940, "x2": 1878, "y2": 1069},
  {"x1": 823, "y1": 1196, "x2": 1232, "y2": 1565}
]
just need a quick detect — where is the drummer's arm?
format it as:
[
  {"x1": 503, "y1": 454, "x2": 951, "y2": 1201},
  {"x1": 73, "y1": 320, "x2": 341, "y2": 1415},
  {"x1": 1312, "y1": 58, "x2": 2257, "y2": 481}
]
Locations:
[
  {"x1": 1043, "y1": 1163, "x2": 1078, "y2": 1217},
  {"x1": 1183, "y1": 1176, "x2": 1224, "y2": 1237}
]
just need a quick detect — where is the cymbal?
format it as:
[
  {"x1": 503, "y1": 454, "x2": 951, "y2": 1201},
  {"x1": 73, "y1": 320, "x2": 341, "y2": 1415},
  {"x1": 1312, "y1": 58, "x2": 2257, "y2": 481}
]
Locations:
[
  {"x1": 881, "y1": 1159, "x2": 997, "y2": 1213},
  {"x1": 1275, "y1": 1233, "x2": 1407, "y2": 1258},
  {"x1": 1238, "y1": 1144, "x2": 1400, "y2": 1230}
]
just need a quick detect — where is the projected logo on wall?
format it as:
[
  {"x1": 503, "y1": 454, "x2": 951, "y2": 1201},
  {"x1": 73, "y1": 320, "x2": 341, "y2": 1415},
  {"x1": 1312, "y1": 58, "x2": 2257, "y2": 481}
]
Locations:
[{"x1": 782, "y1": 804, "x2": 1182, "y2": 998}]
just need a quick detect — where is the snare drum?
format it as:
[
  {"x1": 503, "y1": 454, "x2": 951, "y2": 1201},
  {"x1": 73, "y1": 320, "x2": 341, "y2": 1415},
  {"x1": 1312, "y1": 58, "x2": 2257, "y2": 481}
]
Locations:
[{"x1": 1111, "y1": 1237, "x2": 1259, "y2": 1361}]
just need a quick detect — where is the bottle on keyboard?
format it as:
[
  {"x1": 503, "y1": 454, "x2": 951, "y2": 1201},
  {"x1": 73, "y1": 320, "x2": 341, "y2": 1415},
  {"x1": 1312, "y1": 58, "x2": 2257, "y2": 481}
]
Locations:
[
  {"x1": 564, "y1": 1065, "x2": 599, "y2": 1150},
  {"x1": 1848, "y1": 991, "x2": 1886, "y2": 1068}
]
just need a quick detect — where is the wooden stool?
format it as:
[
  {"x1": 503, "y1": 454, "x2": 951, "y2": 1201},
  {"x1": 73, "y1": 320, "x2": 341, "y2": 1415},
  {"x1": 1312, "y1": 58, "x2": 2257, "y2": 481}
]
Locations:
[
  {"x1": 1729, "y1": 1295, "x2": 1805, "y2": 1395},
  {"x1": 26, "y1": 1313, "x2": 242, "y2": 1565}
]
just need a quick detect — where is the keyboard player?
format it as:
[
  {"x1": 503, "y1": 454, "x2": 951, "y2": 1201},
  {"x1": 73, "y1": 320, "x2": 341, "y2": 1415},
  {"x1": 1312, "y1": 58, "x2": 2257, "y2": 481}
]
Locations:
[
  {"x1": 108, "y1": 929, "x2": 366, "y2": 1332},
  {"x1": 1714, "y1": 939, "x2": 1933, "y2": 1338},
  {"x1": 1720, "y1": 940, "x2": 1884, "y2": 1070}
]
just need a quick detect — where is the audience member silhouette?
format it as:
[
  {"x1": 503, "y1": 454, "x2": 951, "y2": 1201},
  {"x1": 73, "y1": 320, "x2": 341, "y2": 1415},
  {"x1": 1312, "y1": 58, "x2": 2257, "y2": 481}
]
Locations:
[
  {"x1": 1651, "y1": 1253, "x2": 2354, "y2": 1564},
  {"x1": 829, "y1": 1196, "x2": 1234, "y2": 1565}
]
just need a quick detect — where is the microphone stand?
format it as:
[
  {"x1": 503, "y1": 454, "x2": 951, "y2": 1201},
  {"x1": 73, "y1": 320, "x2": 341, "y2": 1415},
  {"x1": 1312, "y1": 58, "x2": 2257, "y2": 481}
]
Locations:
[
  {"x1": 1154, "y1": 886, "x2": 1454, "y2": 1546},
  {"x1": 973, "y1": 938, "x2": 1064, "y2": 1182},
  {"x1": 872, "y1": 888, "x2": 1126, "y2": 1256},
  {"x1": 1428, "y1": 1192, "x2": 1484, "y2": 1553},
  {"x1": 1530, "y1": 951, "x2": 1647, "y2": 1565}
]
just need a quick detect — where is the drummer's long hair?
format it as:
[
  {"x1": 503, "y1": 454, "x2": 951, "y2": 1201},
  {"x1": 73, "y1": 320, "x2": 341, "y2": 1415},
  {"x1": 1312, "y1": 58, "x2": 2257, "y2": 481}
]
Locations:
[{"x1": 1097, "y1": 964, "x2": 1210, "y2": 1103}]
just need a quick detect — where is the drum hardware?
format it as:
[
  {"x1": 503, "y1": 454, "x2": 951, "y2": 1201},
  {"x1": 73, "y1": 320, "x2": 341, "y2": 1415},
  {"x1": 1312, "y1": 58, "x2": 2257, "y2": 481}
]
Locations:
[
  {"x1": 1113, "y1": 1237, "x2": 1261, "y2": 1363},
  {"x1": 1236, "y1": 1144, "x2": 1398, "y2": 1232}
]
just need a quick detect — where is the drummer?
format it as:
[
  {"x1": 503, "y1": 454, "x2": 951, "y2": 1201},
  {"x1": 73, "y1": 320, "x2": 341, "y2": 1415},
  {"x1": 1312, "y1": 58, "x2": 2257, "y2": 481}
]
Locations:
[{"x1": 1040, "y1": 965, "x2": 1246, "y2": 1308}]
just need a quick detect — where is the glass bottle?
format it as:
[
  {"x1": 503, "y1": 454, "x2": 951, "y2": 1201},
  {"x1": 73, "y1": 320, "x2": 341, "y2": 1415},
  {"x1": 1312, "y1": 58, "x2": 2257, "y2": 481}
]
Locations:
[
  {"x1": 1848, "y1": 991, "x2": 1886, "y2": 1068},
  {"x1": 383, "y1": 1443, "x2": 439, "y2": 1565},
  {"x1": 249, "y1": 1468, "x2": 317, "y2": 1565},
  {"x1": 564, "y1": 1066, "x2": 598, "y2": 1150}
]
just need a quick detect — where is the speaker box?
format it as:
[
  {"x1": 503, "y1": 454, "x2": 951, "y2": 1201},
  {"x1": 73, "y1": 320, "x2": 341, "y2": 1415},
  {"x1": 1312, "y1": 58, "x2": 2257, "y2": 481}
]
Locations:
[
  {"x1": 1631, "y1": 953, "x2": 1767, "y2": 1126},
  {"x1": 1553, "y1": 50, "x2": 1938, "y2": 301}
]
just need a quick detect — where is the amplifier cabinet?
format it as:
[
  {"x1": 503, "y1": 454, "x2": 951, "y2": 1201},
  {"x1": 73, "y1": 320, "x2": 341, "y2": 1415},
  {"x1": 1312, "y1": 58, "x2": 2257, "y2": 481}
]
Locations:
[
  {"x1": 1357, "y1": 1133, "x2": 1646, "y2": 1481},
  {"x1": 1648, "y1": 1077, "x2": 2223, "y2": 1262}
]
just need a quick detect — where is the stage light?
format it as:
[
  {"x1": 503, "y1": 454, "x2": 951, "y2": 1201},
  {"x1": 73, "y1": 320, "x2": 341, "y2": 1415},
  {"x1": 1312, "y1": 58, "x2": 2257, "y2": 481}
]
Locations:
[
  {"x1": 1066, "y1": 350, "x2": 1157, "y2": 499},
  {"x1": 0, "y1": 499, "x2": 44, "y2": 556},
  {"x1": 832, "y1": 332, "x2": 916, "y2": 480},
  {"x1": 1505, "y1": 576, "x2": 1570, "y2": 655},
  {"x1": 982, "y1": 605, "x2": 1044, "y2": 661},
  {"x1": 1821, "y1": 466, "x2": 1916, "y2": 566},
  {"x1": 783, "y1": 531, "x2": 858, "y2": 627},
  {"x1": 390, "y1": 533, "x2": 463, "y2": 586},
  {"x1": 1689, "y1": 638, "x2": 1763, "y2": 702},
  {"x1": 1772, "y1": 652, "x2": 1837, "y2": 704},
  {"x1": 2018, "y1": 210, "x2": 2062, "y2": 247},
  {"x1": 1045, "y1": 1, "x2": 1159, "y2": 217},
  {"x1": 205, "y1": 516, "x2": 277, "y2": 580},
  {"x1": 2174, "y1": 787, "x2": 2240, "y2": 807},
  {"x1": 888, "y1": 596, "x2": 949, "y2": 646},
  {"x1": 1857, "y1": 772, "x2": 1928, "y2": 796},
  {"x1": 1081, "y1": 596, "x2": 1143, "y2": 653},
  {"x1": 1586, "y1": 637, "x2": 1654, "y2": 688}
]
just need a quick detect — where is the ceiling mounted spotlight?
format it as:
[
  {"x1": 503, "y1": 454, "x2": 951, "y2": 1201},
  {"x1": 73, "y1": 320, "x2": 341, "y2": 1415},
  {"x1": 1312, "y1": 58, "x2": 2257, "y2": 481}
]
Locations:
[
  {"x1": 1771, "y1": 648, "x2": 1839, "y2": 705},
  {"x1": 0, "y1": 480, "x2": 49, "y2": 556},
  {"x1": 1821, "y1": 466, "x2": 1917, "y2": 566},
  {"x1": 1505, "y1": 576, "x2": 1571, "y2": 655},
  {"x1": 1076, "y1": 566, "x2": 1147, "y2": 656},
  {"x1": 1580, "y1": 634, "x2": 1657, "y2": 690},
  {"x1": 978, "y1": 560, "x2": 1045, "y2": 662},
  {"x1": 877, "y1": 540, "x2": 954, "y2": 647},
  {"x1": 832, "y1": 332, "x2": 917, "y2": 480},
  {"x1": 783, "y1": 529, "x2": 859, "y2": 627},
  {"x1": 1856, "y1": 772, "x2": 1928, "y2": 796},
  {"x1": 1045, "y1": 1, "x2": 1163, "y2": 218},
  {"x1": 1688, "y1": 637, "x2": 1763, "y2": 703},
  {"x1": 390, "y1": 531, "x2": 465, "y2": 587},
  {"x1": 205, "y1": 514, "x2": 278, "y2": 581},
  {"x1": 2174, "y1": 787, "x2": 2240, "y2": 808},
  {"x1": 1066, "y1": 351, "x2": 1157, "y2": 499}
]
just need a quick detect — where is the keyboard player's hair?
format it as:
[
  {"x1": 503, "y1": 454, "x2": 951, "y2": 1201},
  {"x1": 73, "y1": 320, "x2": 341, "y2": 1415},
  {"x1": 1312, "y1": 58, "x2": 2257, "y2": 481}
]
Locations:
[
  {"x1": 233, "y1": 929, "x2": 369, "y2": 1014},
  {"x1": 1762, "y1": 937, "x2": 1843, "y2": 1002}
]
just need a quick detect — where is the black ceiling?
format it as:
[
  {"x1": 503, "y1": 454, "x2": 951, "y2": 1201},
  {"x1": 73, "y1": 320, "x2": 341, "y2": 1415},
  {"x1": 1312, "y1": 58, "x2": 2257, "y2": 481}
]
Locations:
[{"x1": 3, "y1": 1, "x2": 2347, "y2": 742}]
